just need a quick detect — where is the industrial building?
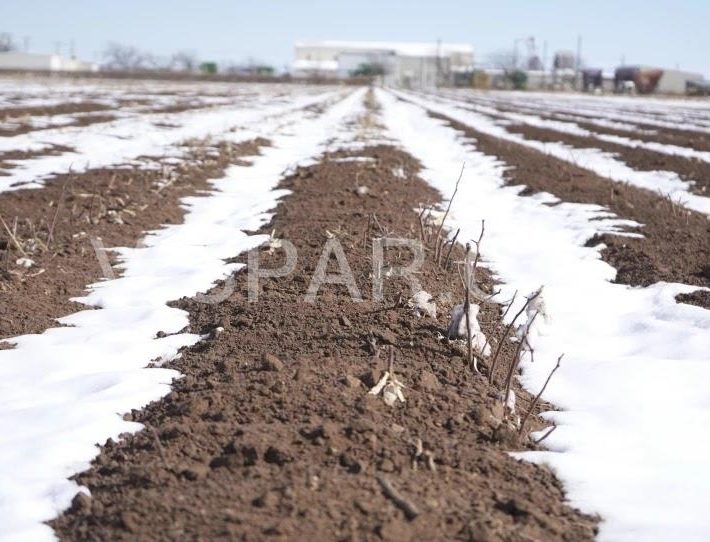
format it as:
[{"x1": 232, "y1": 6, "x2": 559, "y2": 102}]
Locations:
[
  {"x1": 0, "y1": 52, "x2": 98, "y2": 72},
  {"x1": 292, "y1": 40, "x2": 474, "y2": 87},
  {"x1": 613, "y1": 66, "x2": 704, "y2": 95}
]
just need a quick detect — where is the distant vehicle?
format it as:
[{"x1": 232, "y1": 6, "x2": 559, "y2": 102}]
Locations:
[{"x1": 687, "y1": 80, "x2": 710, "y2": 96}]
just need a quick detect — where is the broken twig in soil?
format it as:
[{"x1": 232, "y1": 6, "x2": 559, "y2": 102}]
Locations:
[{"x1": 377, "y1": 475, "x2": 420, "y2": 520}]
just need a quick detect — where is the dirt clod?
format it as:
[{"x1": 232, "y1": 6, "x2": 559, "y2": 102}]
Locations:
[
  {"x1": 261, "y1": 352, "x2": 285, "y2": 372},
  {"x1": 264, "y1": 446, "x2": 292, "y2": 466},
  {"x1": 69, "y1": 493, "x2": 92, "y2": 514},
  {"x1": 418, "y1": 370, "x2": 440, "y2": 391}
]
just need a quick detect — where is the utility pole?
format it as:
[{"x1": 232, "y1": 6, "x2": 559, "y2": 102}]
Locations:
[
  {"x1": 513, "y1": 37, "x2": 527, "y2": 71},
  {"x1": 542, "y1": 40, "x2": 548, "y2": 89},
  {"x1": 436, "y1": 38, "x2": 441, "y2": 88},
  {"x1": 575, "y1": 35, "x2": 582, "y2": 90}
]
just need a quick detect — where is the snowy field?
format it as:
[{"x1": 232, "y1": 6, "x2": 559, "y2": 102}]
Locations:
[
  {"x1": 1, "y1": 79, "x2": 709, "y2": 541},
  {"x1": 405, "y1": 89, "x2": 710, "y2": 215},
  {"x1": 380, "y1": 89, "x2": 710, "y2": 541}
]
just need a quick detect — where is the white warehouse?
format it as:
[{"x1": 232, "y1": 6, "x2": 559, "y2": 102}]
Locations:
[
  {"x1": 0, "y1": 52, "x2": 98, "y2": 72},
  {"x1": 293, "y1": 40, "x2": 474, "y2": 88}
]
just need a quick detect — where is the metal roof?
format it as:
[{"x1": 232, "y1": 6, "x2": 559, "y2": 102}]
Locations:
[{"x1": 295, "y1": 40, "x2": 473, "y2": 58}]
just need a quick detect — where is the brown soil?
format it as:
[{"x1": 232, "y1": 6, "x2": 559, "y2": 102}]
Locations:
[
  {"x1": 676, "y1": 289, "x2": 710, "y2": 309},
  {"x1": 430, "y1": 113, "x2": 710, "y2": 309},
  {"x1": 564, "y1": 118, "x2": 710, "y2": 154},
  {"x1": 50, "y1": 144, "x2": 598, "y2": 541},
  {"x1": 141, "y1": 103, "x2": 220, "y2": 115},
  {"x1": 0, "y1": 114, "x2": 119, "y2": 137},
  {"x1": 0, "y1": 101, "x2": 112, "y2": 121},
  {"x1": 0, "y1": 103, "x2": 116, "y2": 136},
  {"x1": 506, "y1": 123, "x2": 710, "y2": 196},
  {"x1": 0, "y1": 145, "x2": 75, "y2": 177},
  {"x1": 0, "y1": 139, "x2": 267, "y2": 341}
]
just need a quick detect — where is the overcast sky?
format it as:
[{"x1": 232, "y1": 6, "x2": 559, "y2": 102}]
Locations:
[{"x1": 2, "y1": 0, "x2": 708, "y2": 76}]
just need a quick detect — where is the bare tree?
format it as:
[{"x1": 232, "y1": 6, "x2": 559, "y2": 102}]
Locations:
[
  {"x1": 223, "y1": 58, "x2": 275, "y2": 76},
  {"x1": 487, "y1": 49, "x2": 517, "y2": 73},
  {"x1": 0, "y1": 33, "x2": 17, "y2": 52},
  {"x1": 170, "y1": 50, "x2": 198, "y2": 72},
  {"x1": 102, "y1": 42, "x2": 154, "y2": 71}
]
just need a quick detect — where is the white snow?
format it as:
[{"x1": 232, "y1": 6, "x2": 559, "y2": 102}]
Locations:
[
  {"x1": 377, "y1": 88, "x2": 710, "y2": 542},
  {"x1": 446, "y1": 303, "x2": 490, "y2": 356},
  {"x1": 0, "y1": 87, "x2": 366, "y2": 542},
  {"x1": 0, "y1": 86, "x2": 344, "y2": 192},
  {"x1": 453, "y1": 90, "x2": 710, "y2": 134},
  {"x1": 433, "y1": 91, "x2": 710, "y2": 163},
  {"x1": 397, "y1": 90, "x2": 710, "y2": 216}
]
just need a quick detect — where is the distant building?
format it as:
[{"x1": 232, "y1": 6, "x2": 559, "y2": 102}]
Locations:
[
  {"x1": 614, "y1": 66, "x2": 704, "y2": 95},
  {"x1": 292, "y1": 40, "x2": 474, "y2": 87},
  {"x1": 524, "y1": 70, "x2": 547, "y2": 90},
  {"x1": 548, "y1": 50, "x2": 577, "y2": 90},
  {"x1": 581, "y1": 68, "x2": 615, "y2": 93},
  {"x1": 553, "y1": 50, "x2": 576, "y2": 71},
  {"x1": 0, "y1": 52, "x2": 98, "y2": 72}
]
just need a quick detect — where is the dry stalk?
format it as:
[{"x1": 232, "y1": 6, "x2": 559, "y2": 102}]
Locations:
[
  {"x1": 487, "y1": 289, "x2": 541, "y2": 385},
  {"x1": 0, "y1": 212, "x2": 28, "y2": 258},
  {"x1": 463, "y1": 243, "x2": 474, "y2": 371},
  {"x1": 368, "y1": 361, "x2": 405, "y2": 405},
  {"x1": 519, "y1": 354, "x2": 563, "y2": 436},
  {"x1": 502, "y1": 310, "x2": 539, "y2": 411},
  {"x1": 47, "y1": 173, "x2": 73, "y2": 246},
  {"x1": 433, "y1": 163, "x2": 465, "y2": 260},
  {"x1": 480, "y1": 290, "x2": 518, "y2": 359},
  {"x1": 499, "y1": 291, "x2": 518, "y2": 324},
  {"x1": 534, "y1": 424, "x2": 557, "y2": 445},
  {"x1": 371, "y1": 212, "x2": 387, "y2": 236},
  {"x1": 470, "y1": 220, "x2": 485, "y2": 282},
  {"x1": 417, "y1": 208, "x2": 427, "y2": 242},
  {"x1": 442, "y1": 227, "x2": 460, "y2": 269},
  {"x1": 421, "y1": 204, "x2": 435, "y2": 245},
  {"x1": 435, "y1": 233, "x2": 446, "y2": 264},
  {"x1": 27, "y1": 219, "x2": 48, "y2": 252},
  {"x1": 363, "y1": 214, "x2": 372, "y2": 248}
]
